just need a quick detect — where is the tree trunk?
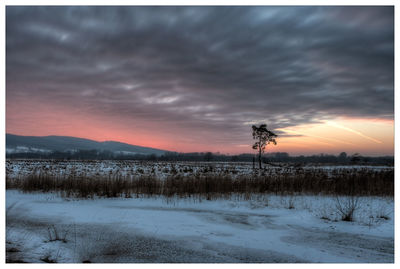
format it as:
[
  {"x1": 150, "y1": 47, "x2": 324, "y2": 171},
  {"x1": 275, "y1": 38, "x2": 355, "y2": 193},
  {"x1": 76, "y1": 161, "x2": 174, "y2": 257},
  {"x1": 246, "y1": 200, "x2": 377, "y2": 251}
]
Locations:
[{"x1": 258, "y1": 146, "x2": 262, "y2": 170}]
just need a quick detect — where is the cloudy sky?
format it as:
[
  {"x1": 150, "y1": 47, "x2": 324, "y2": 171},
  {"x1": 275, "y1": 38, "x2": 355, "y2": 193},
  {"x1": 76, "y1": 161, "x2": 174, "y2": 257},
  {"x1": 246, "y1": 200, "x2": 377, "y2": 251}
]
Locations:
[{"x1": 6, "y1": 6, "x2": 394, "y2": 155}]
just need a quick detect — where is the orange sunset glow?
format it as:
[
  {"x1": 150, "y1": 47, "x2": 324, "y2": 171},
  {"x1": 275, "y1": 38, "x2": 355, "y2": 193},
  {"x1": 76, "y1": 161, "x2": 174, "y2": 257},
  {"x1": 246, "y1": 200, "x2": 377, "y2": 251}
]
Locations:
[
  {"x1": 6, "y1": 6, "x2": 394, "y2": 156},
  {"x1": 273, "y1": 118, "x2": 393, "y2": 156},
  {"x1": 4, "y1": 6, "x2": 396, "y2": 265}
]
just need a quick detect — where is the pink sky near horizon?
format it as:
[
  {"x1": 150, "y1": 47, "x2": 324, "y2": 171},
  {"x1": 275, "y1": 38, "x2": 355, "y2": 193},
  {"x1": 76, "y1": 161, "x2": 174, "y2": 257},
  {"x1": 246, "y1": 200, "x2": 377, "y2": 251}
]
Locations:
[
  {"x1": 6, "y1": 100, "x2": 394, "y2": 156},
  {"x1": 6, "y1": 7, "x2": 394, "y2": 157}
]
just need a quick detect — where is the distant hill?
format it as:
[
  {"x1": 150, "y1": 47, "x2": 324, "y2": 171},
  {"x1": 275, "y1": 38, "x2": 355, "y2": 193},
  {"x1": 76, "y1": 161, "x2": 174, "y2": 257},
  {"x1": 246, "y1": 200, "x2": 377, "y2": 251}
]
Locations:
[{"x1": 6, "y1": 134, "x2": 167, "y2": 156}]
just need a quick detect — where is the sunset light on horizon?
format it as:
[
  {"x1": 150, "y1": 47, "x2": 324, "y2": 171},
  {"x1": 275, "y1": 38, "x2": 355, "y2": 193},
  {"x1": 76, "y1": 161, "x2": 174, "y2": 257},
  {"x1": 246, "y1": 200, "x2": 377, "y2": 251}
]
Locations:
[
  {"x1": 4, "y1": 5, "x2": 396, "y2": 264},
  {"x1": 6, "y1": 6, "x2": 394, "y2": 156}
]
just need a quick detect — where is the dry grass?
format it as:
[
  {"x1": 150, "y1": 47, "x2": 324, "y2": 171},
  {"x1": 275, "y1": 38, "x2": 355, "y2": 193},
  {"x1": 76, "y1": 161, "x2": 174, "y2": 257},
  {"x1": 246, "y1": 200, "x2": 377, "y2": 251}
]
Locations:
[{"x1": 6, "y1": 167, "x2": 393, "y2": 199}]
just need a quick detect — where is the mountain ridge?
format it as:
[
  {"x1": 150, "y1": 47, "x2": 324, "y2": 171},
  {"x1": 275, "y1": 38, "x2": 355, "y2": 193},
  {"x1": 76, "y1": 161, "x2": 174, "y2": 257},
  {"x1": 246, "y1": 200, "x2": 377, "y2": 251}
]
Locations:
[{"x1": 6, "y1": 133, "x2": 168, "y2": 156}]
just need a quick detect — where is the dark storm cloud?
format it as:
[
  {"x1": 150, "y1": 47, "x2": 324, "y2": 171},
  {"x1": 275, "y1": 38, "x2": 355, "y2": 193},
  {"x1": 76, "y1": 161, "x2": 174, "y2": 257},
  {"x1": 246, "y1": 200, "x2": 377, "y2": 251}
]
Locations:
[{"x1": 6, "y1": 6, "x2": 394, "y2": 143}]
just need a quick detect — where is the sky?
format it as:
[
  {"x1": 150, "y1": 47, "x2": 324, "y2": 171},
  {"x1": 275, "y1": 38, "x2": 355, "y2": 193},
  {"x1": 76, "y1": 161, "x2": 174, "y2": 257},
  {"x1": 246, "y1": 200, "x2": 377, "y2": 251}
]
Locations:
[{"x1": 6, "y1": 6, "x2": 394, "y2": 156}]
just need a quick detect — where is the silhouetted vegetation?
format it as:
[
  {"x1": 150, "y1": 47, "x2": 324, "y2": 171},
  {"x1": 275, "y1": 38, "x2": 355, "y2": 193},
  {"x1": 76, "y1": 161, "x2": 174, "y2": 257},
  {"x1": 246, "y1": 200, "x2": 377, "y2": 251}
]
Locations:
[
  {"x1": 252, "y1": 124, "x2": 278, "y2": 169},
  {"x1": 6, "y1": 167, "x2": 393, "y2": 199},
  {"x1": 6, "y1": 150, "x2": 394, "y2": 166}
]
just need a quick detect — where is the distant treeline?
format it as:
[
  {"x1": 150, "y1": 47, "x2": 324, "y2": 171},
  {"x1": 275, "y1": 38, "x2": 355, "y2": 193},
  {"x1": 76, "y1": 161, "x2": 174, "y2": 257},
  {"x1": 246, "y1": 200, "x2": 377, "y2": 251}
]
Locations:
[{"x1": 6, "y1": 150, "x2": 394, "y2": 165}]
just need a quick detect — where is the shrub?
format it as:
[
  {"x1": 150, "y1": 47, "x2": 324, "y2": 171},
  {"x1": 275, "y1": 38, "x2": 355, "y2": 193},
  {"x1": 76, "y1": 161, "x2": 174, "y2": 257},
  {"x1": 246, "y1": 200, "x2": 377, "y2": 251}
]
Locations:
[{"x1": 335, "y1": 196, "x2": 359, "y2": 221}]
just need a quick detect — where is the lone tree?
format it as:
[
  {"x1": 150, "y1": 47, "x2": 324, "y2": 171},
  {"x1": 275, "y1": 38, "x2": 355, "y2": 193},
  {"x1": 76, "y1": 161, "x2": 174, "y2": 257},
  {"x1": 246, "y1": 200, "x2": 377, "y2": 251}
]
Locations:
[{"x1": 252, "y1": 124, "x2": 277, "y2": 169}]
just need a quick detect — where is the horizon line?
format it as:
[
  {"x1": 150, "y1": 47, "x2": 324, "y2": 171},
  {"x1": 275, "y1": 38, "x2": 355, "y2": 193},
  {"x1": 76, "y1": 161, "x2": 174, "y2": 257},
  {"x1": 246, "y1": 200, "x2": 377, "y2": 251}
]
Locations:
[{"x1": 5, "y1": 133, "x2": 394, "y2": 158}]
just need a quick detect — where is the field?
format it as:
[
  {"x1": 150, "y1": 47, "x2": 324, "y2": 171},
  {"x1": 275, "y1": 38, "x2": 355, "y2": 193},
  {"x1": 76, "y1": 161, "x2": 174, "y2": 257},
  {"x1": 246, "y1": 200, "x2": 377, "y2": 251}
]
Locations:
[
  {"x1": 5, "y1": 160, "x2": 394, "y2": 263},
  {"x1": 6, "y1": 160, "x2": 393, "y2": 180}
]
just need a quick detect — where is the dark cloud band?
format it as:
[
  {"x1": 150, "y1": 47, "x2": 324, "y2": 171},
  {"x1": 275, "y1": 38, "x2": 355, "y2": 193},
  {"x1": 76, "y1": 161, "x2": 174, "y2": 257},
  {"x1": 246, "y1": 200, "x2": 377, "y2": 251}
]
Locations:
[{"x1": 6, "y1": 6, "x2": 394, "y2": 144}]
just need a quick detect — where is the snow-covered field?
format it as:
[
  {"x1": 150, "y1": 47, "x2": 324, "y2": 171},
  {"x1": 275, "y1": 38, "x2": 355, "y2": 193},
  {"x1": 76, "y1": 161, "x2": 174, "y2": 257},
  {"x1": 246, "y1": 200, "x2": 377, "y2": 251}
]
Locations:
[
  {"x1": 6, "y1": 160, "x2": 393, "y2": 180},
  {"x1": 5, "y1": 160, "x2": 394, "y2": 263},
  {"x1": 6, "y1": 190, "x2": 394, "y2": 263}
]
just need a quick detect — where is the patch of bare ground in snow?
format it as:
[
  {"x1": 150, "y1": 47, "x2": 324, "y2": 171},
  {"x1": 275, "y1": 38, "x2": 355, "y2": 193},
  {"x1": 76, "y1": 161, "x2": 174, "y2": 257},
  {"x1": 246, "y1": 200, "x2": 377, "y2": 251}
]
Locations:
[
  {"x1": 200, "y1": 241, "x2": 307, "y2": 262},
  {"x1": 78, "y1": 226, "x2": 306, "y2": 263},
  {"x1": 6, "y1": 214, "x2": 304, "y2": 263},
  {"x1": 281, "y1": 224, "x2": 394, "y2": 263}
]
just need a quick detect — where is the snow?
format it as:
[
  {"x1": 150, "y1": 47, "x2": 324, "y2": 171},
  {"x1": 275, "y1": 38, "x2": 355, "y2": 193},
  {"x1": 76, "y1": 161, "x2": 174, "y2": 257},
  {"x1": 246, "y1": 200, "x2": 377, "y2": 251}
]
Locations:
[
  {"x1": 6, "y1": 160, "x2": 393, "y2": 181},
  {"x1": 6, "y1": 190, "x2": 394, "y2": 263},
  {"x1": 6, "y1": 146, "x2": 52, "y2": 154}
]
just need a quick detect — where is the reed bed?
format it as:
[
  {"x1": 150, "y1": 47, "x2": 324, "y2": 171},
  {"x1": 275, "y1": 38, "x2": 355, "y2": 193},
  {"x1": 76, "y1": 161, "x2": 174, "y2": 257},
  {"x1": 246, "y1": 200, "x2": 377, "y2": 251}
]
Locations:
[{"x1": 6, "y1": 167, "x2": 394, "y2": 199}]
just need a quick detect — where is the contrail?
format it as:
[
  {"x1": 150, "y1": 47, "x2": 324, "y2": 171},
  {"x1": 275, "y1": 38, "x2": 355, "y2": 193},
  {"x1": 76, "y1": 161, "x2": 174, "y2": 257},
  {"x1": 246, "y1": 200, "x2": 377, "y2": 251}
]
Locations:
[
  {"x1": 326, "y1": 121, "x2": 383, "y2": 144},
  {"x1": 276, "y1": 128, "x2": 356, "y2": 146}
]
